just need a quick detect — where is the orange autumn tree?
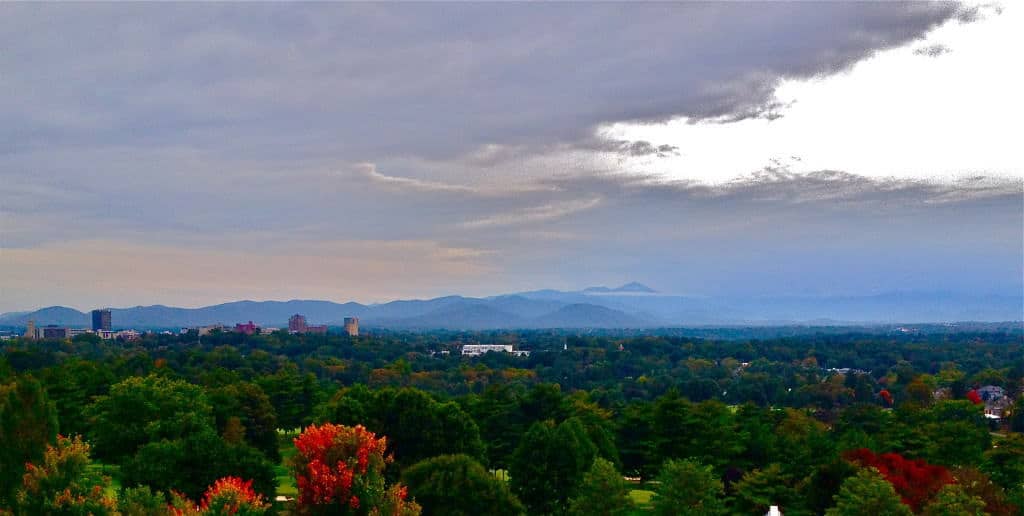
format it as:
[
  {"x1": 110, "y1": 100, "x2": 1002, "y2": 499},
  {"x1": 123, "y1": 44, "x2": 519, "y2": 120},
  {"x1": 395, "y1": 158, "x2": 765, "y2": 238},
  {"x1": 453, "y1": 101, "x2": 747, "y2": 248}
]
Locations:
[
  {"x1": 169, "y1": 476, "x2": 270, "y2": 516},
  {"x1": 15, "y1": 435, "x2": 117, "y2": 515},
  {"x1": 290, "y1": 423, "x2": 420, "y2": 516}
]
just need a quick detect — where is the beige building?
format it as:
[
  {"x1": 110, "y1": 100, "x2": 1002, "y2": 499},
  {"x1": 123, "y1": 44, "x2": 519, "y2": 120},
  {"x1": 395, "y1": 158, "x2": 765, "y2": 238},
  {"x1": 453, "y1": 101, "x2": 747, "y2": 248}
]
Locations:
[{"x1": 344, "y1": 317, "x2": 359, "y2": 337}]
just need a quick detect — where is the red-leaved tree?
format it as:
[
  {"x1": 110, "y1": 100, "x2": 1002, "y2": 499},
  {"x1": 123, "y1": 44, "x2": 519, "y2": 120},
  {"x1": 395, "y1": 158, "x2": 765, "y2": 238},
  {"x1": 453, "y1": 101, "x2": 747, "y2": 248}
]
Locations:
[
  {"x1": 290, "y1": 423, "x2": 420, "y2": 515},
  {"x1": 966, "y1": 389, "x2": 982, "y2": 405},
  {"x1": 844, "y1": 448, "x2": 954, "y2": 512},
  {"x1": 879, "y1": 389, "x2": 894, "y2": 407}
]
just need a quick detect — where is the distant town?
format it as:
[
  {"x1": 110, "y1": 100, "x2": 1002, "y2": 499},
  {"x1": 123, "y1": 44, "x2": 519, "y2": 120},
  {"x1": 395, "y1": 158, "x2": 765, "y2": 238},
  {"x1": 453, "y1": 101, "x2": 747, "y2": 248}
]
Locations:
[{"x1": 12, "y1": 309, "x2": 361, "y2": 341}]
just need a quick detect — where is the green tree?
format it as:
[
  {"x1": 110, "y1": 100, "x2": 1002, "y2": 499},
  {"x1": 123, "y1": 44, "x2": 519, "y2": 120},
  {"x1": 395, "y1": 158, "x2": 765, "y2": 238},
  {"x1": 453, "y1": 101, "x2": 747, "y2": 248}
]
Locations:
[
  {"x1": 906, "y1": 376, "x2": 936, "y2": 407},
  {"x1": 119, "y1": 486, "x2": 169, "y2": 516},
  {"x1": 731, "y1": 463, "x2": 802, "y2": 515},
  {"x1": 567, "y1": 458, "x2": 632, "y2": 516},
  {"x1": 209, "y1": 382, "x2": 280, "y2": 462},
  {"x1": 920, "y1": 401, "x2": 992, "y2": 468},
  {"x1": 616, "y1": 401, "x2": 654, "y2": 479},
  {"x1": 982, "y1": 434, "x2": 1024, "y2": 493},
  {"x1": 465, "y1": 384, "x2": 524, "y2": 470},
  {"x1": 510, "y1": 418, "x2": 597, "y2": 515},
  {"x1": 950, "y1": 467, "x2": 1016, "y2": 516},
  {"x1": 86, "y1": 375, "x2": 214, "y2": 463},
  {"x1": 651, "y1": 459, "x2": 725, "y2": 516},
  {"x1": 382, "y1": 389, "x2": 486, "y2": 472},
  {"x1": 255, "y1": 365, "x2": 320, "y2": 430},
  {"x1": 774, "y1": 408, "x2": 834, "y2": 480},
  {"x1": 1010, "y1": 398, "x2": 1024, "y2": 433},
  {"x1": 121, "y1": 429, "x2": 277, "y2": 502},
  {"x1": 41, "y1": 359, "x2": 115, "y2": 438},
  {"x1": 802, "y1": 459, "x2": 858, "y2": 515},
  {"x1": 402, "y1": 454, "x2": 524, "y2": 516},
  {"x1": 0, "y1": 375, "x2": 58, "y2": 505},
  {"x1": 520, "y1": 383, "x2": 567, "y2": 424},
  {"x1": 922, "y1": 484, "x2": 988, "y2": 516},
  {"x1": 733, "y1": 404, "x2": 779, "y2": 471},
  {"x1": 650, "y1": 394, "x2": 740, "y2": 473},
  {"x1": 825, "y1": 468, "x2": 912, "y2": 516},
  {"x1": 15, "y1": 435, "x2": 117, "y2": 515},
  {"x1": 320, "y1": 387, "x2": 486, "y2": 474},
  {"x1": 568, "y1": 393, "x2": 621, "y2": 469}
]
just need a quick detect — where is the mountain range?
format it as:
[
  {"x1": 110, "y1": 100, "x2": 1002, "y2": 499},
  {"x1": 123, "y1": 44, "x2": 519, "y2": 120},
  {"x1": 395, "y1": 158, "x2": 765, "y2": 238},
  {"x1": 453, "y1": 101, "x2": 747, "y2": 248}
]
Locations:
[{"x1": 1, "y1": 283, "x2": 1021, "y2": 330}]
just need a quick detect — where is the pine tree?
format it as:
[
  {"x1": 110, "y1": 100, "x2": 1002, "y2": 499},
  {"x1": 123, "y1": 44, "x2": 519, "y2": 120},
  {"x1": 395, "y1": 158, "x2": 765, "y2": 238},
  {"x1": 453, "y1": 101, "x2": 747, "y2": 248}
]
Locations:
[
  {"x1": 651, "y1": 459, "x2": 726, "y2": 516},
  {"x1": 568, "y1": 458, "x2": 632, "y2": 516}
]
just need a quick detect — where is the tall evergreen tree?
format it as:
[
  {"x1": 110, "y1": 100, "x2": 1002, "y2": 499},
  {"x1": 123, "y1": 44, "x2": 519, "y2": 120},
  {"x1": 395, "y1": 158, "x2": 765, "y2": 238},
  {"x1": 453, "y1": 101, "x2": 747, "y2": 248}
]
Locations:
[
  {"x1": 567, "y1": 458, "x2": 632, "y2": 516},
  {"x1": 510, "y1": 418, "x2": 597, "y2": 515},
  {"x1": 651, "y1": 459, "x2": 726, "y2": 516},
  {"x1": 402, "y1": 454, "x2": 524, "y2": 516}
]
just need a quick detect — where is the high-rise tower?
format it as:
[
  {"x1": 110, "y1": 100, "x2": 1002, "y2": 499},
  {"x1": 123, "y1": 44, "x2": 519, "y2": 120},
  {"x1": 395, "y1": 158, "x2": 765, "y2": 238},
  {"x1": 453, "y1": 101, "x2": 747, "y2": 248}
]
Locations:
[
  {"x1": 288, "y1": 314, "x2": 308, "y2": 333},
  {"x1": 91, "y1": 309, "x2": 111, "y2": 331},
  {"x1": 344, "y1": 317, "x2": 359, "y2": 337}
]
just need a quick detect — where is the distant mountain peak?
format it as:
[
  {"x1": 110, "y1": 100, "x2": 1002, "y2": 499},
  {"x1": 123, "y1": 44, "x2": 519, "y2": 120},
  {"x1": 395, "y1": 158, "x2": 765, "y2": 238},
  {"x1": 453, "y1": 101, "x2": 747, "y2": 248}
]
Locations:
[
  {"x1": 615, "y1": 282, "x2": 656, "y2": 293},
  {"x1": 582, "y1": 282, "x2": 657, "y2": 294}
]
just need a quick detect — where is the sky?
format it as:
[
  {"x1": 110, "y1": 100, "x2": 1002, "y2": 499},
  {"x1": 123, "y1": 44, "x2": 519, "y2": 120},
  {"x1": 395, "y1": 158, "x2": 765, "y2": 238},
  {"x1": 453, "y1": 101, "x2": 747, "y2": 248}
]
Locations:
[{"x1": 1, "y1": 2, "x2": 1021, "y2": 312}]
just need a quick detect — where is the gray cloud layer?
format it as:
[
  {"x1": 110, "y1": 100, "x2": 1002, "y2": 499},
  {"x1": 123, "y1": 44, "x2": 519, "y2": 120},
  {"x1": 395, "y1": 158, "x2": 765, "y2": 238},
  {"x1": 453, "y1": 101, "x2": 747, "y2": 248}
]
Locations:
[
  {"x1": 2, "y1": 2, "x2": 1019, "y2": 310},
  {"x1": 2, "y1": 3, "x2": 965, "y2": 158}
]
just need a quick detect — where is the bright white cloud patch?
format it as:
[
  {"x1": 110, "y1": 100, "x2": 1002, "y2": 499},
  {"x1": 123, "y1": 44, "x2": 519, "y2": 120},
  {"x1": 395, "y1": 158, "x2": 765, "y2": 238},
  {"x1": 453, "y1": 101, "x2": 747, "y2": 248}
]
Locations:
[{"x1": 600, "y1": 4, "x2": 1022, "y2": 185}]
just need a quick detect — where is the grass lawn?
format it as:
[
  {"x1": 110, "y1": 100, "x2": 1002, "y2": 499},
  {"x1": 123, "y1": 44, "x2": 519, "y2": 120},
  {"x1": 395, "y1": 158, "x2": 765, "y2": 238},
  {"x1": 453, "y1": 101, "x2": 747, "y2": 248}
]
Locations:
[
  {"x1": 629, "y1": 489, "x2": 655, "y2": 508},
  {"x1": 86, "y1": 463, "x2": 121, "y2": 498},
  {"x1": 275, "y1": 433, "x2": 298, "y2": 498}
]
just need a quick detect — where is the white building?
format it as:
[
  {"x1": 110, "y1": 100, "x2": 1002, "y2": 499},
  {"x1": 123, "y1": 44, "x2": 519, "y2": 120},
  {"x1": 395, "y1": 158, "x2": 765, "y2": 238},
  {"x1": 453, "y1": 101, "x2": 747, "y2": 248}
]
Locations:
[
  {"x1": 461, "y1": 344, "x2": 529, "y2": 357},
  {"x1": 116, "y1": 330, "x2": 140, "y2": 341}
]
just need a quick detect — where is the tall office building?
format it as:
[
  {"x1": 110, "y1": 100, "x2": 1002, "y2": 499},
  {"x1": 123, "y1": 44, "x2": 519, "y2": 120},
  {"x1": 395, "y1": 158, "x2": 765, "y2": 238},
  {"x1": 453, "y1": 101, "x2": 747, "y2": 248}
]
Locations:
[
  {"x1": 92, "y1": 309, "x2": 111, "y2": 331},
  {"x1": 24, "y1": 319, "x2": 36, "y2": 339},
  {"x1": 288, "y1": 314, "x2": 308, "y2": 333},
  {"x1": 344, "y1": 317, "x2": 359, "y2": 337}
]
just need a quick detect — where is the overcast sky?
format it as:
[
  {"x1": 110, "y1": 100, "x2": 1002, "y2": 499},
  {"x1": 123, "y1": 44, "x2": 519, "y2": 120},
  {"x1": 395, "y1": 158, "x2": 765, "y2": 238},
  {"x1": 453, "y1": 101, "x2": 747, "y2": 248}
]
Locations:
[{"x1": 1, "y1": 2, "x2": 1021, "y2": 312}]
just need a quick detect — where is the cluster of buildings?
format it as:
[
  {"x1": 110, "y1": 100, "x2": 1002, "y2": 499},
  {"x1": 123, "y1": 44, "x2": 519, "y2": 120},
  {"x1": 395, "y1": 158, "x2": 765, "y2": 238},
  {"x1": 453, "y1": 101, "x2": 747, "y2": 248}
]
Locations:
[
  {"x1": 185, "y1": 314, "x2": 359, "y2": 338},
  {"x1": 288, "y1": 314, "x2": 329, "y2": 335},
  {"x1": 18, "y1": 309, "x2": 361, "y2": 341},
  {"x1": 22, "y1": 309, "x2": 140, "y2": 341},
  {"x1": 285, "y1": 314, "x2": 358, "y2": 336}
]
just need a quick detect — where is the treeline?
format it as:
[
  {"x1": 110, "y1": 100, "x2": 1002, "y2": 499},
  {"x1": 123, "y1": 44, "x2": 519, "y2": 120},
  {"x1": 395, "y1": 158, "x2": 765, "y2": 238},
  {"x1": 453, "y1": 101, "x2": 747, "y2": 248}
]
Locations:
[
  {"x1": 4, "y1": 329, "x2": 1022, "y2": 401},
  {"x1": 1, "y1": 330, "x2": 1022, "y2": 514}
]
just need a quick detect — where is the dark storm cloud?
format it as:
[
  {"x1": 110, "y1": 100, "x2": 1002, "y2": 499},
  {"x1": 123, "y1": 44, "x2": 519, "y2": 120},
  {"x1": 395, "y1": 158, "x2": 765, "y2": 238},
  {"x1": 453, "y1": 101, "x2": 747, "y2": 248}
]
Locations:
[{"x1": 0, "y1": 2, "x2": 965, "y2": 162}]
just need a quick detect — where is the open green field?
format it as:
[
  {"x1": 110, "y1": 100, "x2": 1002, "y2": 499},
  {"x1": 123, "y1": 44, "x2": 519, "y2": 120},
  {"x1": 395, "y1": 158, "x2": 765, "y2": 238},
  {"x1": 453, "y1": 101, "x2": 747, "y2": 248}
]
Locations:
[
  {"x1": 628, "y1": 488, "x2": 655, "y2": 508},
  {"x1": 275, "y1": 433, "x2": 299, "y2": 499}
]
